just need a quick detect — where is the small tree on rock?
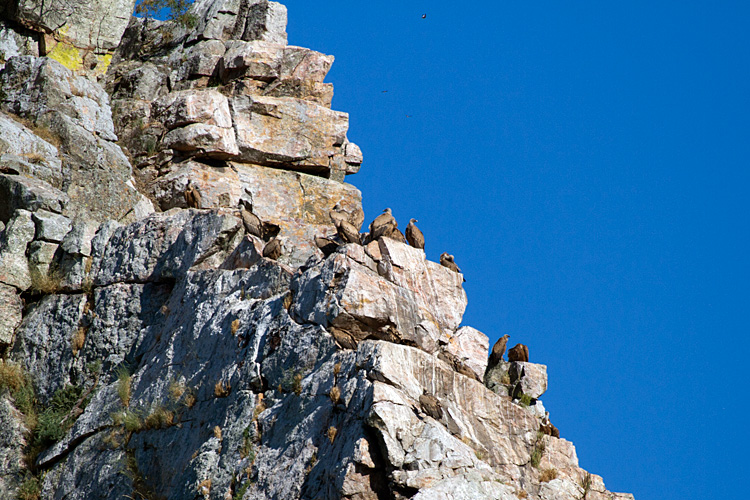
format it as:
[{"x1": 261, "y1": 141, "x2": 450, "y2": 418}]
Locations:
[{"x1": 135, "y1": 0, "x2": 196, "y2": 28}]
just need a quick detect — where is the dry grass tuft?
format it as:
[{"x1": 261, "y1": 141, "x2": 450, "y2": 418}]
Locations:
[
  {"x1": 71, "y1": 327, "x2": 86, "y2": 356},
  {"x1": 214, "y1": 380, "x2": 231, "y2": 398},
  {"x1": 540, "y1": 468, "x2": 558, "y2": 483},
  {"x1": 30, "y1": 266, "x2": 63, "y2": 294},
  {"x1": 116, "y1": 368, "x2": 132, "y2": 407},
  {"x1": 168, "y1": 379, "x2": 186, "y2": 401},
  {"x1": 329, "y1": 385, "x2": 341, "y2": 405},
  {"x1": 326, "y1": 426, "x2": 337, "y2": 444},
  {"x1": 143, "y1": 406, "x2": 174, "y2": 430},
  {"x1": 198, "y1": 478, "x2": 212, "y2": 497}
]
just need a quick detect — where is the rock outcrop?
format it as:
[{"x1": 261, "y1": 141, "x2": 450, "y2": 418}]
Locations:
[{"x1": 0, "y1": 1, "x2": 634, "y2": 499}]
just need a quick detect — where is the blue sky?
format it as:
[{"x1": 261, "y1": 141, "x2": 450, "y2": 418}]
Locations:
[
  {"x1": 279, "y1": 1, "x2": 749, "y2": 499},
  {"x1": 139, "y1": 1, "x2": 749, "y2": 498}
]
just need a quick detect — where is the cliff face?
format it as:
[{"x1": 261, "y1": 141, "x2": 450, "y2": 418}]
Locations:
[{"x1": 0, "y1": 1, "x2": 634, "y2": 499}]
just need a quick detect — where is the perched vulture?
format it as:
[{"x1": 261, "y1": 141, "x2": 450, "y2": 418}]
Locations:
[
  {"x1": 508, "y1": 343, "x2": 529, "y2": 363},
  {"x1": 369, "y1": 208, "x2": 397, "y2": 240},
  {"x1": 315, "y1": 236, "x2": 339, "y2": 257},
  {"x1": 405, "y1": 218, "x2": 425, "y2": 249},
  {"x1": 335, "y1": 219, "x2": 360, "y2": 244},
  {"x1": 263, "y1": 238, "x2": 282, "y2": 260},
  {"x1": 440, "y1": 252, "x2": 461, "y2": 273},
  {"x1": 419, "y1": 390, "x2": 443, "y2": 420},
  {"x1": 185, "y1": 181, "x2": 202, "y2": 209},
  {"x1": 240, "y1": 205, "x2": 263, "y2": 238},
  {"x1": 488, "y1": 334, "x2": 510, "y2": 368}
]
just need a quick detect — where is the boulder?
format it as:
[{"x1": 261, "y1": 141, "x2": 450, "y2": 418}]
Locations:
[
  {"x1": 13, "y1": 0, "x2": 136, "y2": 52},
  {"x1": 0, "y1": 283, "x2": 23, "y2": 345},
  {"x1": 509, "y1": 361, "x2": 548, "y2": 400},
  {"x1": 440, "y1": 325, "x2": 490, "y2": 381},
  {"x1": 0, "y1": 112, "x2": 63, "y2": 187},
  {"x1": 0, "y1": 209, "x2": 34, "y2": 290},
  {"x1": 32, "y1": 209, "x2": 71, "y2": 242},
  {"x1": 189, "y1": 0, "x2": 288, "y2": 46},
  {"x1": 0, "y1": 174, "x2": 68, "y2": 223},
  {"x1": 230, "y1": 94, "x2": 350, "y2": 173}
]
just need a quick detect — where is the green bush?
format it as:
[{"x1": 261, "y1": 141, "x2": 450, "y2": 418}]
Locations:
[
  {"x1": 135, "y1": 0, "x2": 197, "y2": 28},
  {"x1": 15, "y1": 474, "x2": 41, "y2": 500},
  {"x1": 33, "y1": 385, "x2": 86, "y2": 448}
]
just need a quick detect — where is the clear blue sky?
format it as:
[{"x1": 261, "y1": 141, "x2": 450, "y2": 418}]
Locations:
[
  {"x1": 141, "y1": 2, "x2": 749, "y2": 498},
  {"x1": 280, "y1": 1, "x2": 749, "y2": 499}
]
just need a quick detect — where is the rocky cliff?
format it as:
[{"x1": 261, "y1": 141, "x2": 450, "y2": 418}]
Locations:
[{"x1": 0, "y1": 1, "x2": 635, "y2": 499}]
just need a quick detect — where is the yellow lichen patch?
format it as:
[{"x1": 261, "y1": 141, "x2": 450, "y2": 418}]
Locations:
[
  {"x1": 94, "y1": 53, "x2": 113, "y2": 77},
  {"x1": 47, "y1": 40, "x2": 83, "y2": 72}
]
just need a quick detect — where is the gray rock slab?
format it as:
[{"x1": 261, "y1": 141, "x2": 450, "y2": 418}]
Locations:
[
  {"x1": 92, "y1": 209, "x2": 244, "y2": 286},
  {"x1": 0, "y1": 396, "x2": 28, "y2": 497},
  {"x1": 0, "y1": 112, "x2": 63, "y2": 186},
  {"x1": 0, "y1": 283, "x2": 23, "y2": 345},
  {"x1": 0, "y1": 174, "x2": 68, "y2": 223},
  {"x1": 32, "y1": 209, "x2": 71, "y2": 242},
  {"x1": 0, "y1": 209, "x2": 34, "y2": 290},
  {"x1": 14, "y1": 0, "x2": 136, "y2": 51},
  {"x1": 510, "y1": 362, "x2": 548, "y2": 400}
]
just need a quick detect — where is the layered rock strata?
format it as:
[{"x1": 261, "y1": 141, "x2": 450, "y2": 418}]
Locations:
[{"x1": 0, "y1": 1, "x2": 634, "y2": 499}]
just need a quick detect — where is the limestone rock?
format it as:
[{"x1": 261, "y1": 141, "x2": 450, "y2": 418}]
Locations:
[
  {"x1": 510, "y1": 361, "x2": 548, "y2": 400},
  {"x1": 440, "y1": 325, "x2": 490, "y2": 381},
  {"x1": 153, "y1": 89, "x2": 233, "y2": 130},
  {"x1": 0, "y1": 283, "x2": 23, "y2": 345},
  {"x1": 31, "y1": 209, "x2": 71, "y2": 242},
  {"x1": 189, "y1": 0, "x2": 288, "y2": 46},
  {"x1": 92, "y1": 209, "x2": 244, "y2": 287},
  {"x1": 0, "y1": 174, "x2": 68, "y2": 223},
  {"x1": 178, "y1": 39, "x2": 226, "y2": 80},
  {"x1": 0, "y1": 20, "x2": 39, "y2": 72},
  {"x1": 0, "y1": 112, "x2": 63, "y2": 187},
  {"x1": 0, "y1": 56, "x2": 153, "y2": 223},
  {"x1": 0, "y1": 395, "x2": 28, "y2": 496},
  {"x1": 110, "y1": 62, "x2": 169, "y2": 101},
  {"x1": 0, "y1": 2, "x2": 634, "y2": 499},
  {"x1": 13, "y1": 0, "x2": 136, "y2": 52},
  {"x1": 0, "y1": 56, "x2": 116, "y2": 140},
  {"x1": 230, "y1": 94, "x2": 350, "y2": 173},
  {"x1": 0, "y1": 209, "x2": 34, "y2": 290}
]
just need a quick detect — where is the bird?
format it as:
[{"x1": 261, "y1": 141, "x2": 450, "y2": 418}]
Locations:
[
  {"x1": 508, "y1": 343, "x2": 529, "y2": 363},
  {"x1": 405, "y1": 218, "x2": 425, "y2": 249},
  {"x1": 331, "y1": 329, "x2": 358, "y2": 350},
  {"x1": 369, "y1": 208, "x2": 397, "y2": 240},
  {"x1": 315, "y1": 236, "x2": 339, "y2": 257},
  {"x1": 240, "y1": 204, "x2": 263, "y2": 238},
  {"x1": 329, "y1": 204, "x2": 349, "y2": 226},
  {"x1": 184, "y1": 180, "x2": 202, "y2": 209},
  {"x1": 335, "y1": 219, "x2": 360, "y2": 244},
  {"x1": 419, "y1": 390, "x2": 443, "y2": 420},
  {"x1": 440, "y1": 252, "x2": 461, "y2": 273},
  {"x1": 422, "y1": 14, "x2": 427, "y2": 19},
  {"x1": 384, "y1": 226, "x2": 407, "y2": 244},
  {"x1": 488, "y1": 334, "x2": 510, "y2": 368},
  {"x1": 262, "y1": 238, "x2": 282, "y2": 260}
]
